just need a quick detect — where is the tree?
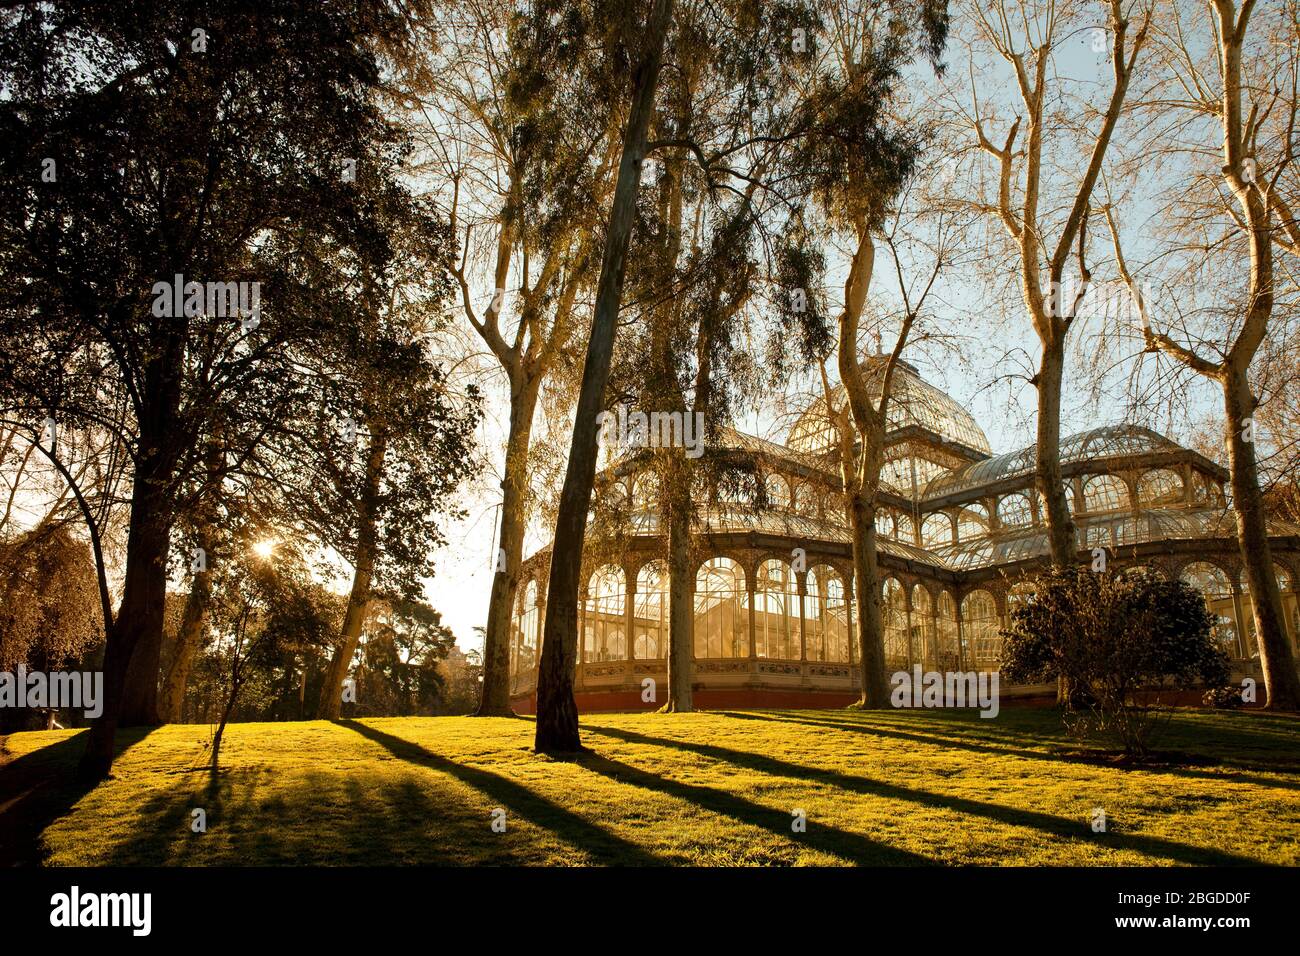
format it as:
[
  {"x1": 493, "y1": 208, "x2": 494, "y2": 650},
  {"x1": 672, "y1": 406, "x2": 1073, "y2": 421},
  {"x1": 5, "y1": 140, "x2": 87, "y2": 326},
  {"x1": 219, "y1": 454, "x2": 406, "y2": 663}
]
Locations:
[
  {"x1": 964, "y1": 0, "x2": 1151, "y2": 565},
  {"x1": 1103, "y1": 0, "x2": 1300, "y2": 709},
  {"x1": 0, "y1": 526, "x2": 103, "y2": 731},
  {"x1": 1001, "y1": 567, "x2": 1230, "y2": 755},
  {"x1": 418, "y1": 0, "x2": 615, "y2": 716},
  {"x1": 204, "y1": 540, "x2": 333, "y2": 769},
  {"x1": 534, "y1": 0, "x2": 676, "y2": 752},
  {"x1": 251, "y1": 200, "x2": 481, "y2": 722},
  {"x1": 0, "y1": 0, "x2": 437, "y2": 776},
  {"x1": 780, "y1": 0, "x2": 951, "y2": 707},
  {"x1": 349, "y1": 597, "x2": 456, "y2": 717}
]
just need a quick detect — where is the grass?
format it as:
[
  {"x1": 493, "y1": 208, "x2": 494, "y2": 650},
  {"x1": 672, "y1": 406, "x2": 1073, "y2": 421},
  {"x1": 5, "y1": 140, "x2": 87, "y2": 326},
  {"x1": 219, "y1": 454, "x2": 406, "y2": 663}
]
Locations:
[{"x1": 1, "y1": 707, "x2": 1297, "y2": 866}]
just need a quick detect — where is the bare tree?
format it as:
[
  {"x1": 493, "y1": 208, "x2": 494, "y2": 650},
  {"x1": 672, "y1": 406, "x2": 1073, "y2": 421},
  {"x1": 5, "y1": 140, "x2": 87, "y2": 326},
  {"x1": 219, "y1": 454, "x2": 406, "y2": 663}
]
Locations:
[
  {"x1": 965, "y1": 0, "x2": 1151, "y2": 565},
  {"x1": 1103, "y1": 0, "x2": 1300, "y2": 709}
]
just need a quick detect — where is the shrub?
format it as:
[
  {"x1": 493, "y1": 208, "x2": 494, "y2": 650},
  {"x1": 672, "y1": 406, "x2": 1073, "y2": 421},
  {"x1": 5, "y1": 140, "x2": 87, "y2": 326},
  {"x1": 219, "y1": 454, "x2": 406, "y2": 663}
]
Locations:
[{"x1": 1000, "y1": 567, "x2": 1229, "y2": 756}]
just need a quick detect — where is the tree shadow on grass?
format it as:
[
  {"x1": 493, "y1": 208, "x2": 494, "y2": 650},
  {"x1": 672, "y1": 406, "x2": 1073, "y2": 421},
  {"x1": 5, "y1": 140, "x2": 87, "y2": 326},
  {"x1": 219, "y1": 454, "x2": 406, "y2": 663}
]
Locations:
[
  {"x1": 572, "y1": 749, "x2": 933, "y2": 865},
  {"x1": 582, "y1": 722, "x2": 1265, "y2": 866},
  {"x1": 100, "y1": 766, "x2": 511, "y2": 865},
  {"x1": 714, "y1": 710, "x2": 1300, "y2": 793},
  {"x1": 0, "y1": 727, "x2": 154, "y2": 866},
  {"x1": 334, "y1": 719, "x2": 665, "y2": 865}
]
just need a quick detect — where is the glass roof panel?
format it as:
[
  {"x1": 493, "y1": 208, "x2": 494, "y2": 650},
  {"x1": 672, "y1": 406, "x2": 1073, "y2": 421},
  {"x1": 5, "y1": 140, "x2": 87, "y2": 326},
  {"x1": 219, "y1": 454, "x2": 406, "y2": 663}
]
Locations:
[{"x1": 787, "y1": 360, "x2": 991, "y2": 457}]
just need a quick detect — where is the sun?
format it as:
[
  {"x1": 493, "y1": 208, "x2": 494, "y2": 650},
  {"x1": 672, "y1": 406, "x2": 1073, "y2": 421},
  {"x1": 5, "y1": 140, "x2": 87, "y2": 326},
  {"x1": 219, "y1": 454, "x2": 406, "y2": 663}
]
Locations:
[{"x1": 252, "y1": 539, "x2": 277, "y2": 560}]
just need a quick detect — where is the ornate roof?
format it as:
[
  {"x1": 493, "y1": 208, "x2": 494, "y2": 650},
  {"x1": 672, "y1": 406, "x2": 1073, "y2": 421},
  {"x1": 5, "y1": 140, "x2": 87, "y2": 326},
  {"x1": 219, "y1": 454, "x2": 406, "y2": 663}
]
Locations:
[{"x1": 922, "y1": 424, "x2": 1187, "y2": 500}]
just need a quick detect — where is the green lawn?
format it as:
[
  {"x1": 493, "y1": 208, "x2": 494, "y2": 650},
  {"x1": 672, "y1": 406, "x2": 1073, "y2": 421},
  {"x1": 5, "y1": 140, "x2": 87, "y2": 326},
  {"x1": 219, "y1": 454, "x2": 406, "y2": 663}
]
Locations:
[{"x1": 1, "y1": 708, "x2": 1297, "y2": 866}]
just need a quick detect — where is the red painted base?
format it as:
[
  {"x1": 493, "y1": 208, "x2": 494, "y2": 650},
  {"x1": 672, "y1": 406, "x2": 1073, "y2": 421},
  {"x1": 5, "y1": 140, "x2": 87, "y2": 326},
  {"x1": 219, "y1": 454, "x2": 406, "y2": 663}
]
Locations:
[{"x1": 508, "y1": 687, "x2": 1077, "y2": 714}]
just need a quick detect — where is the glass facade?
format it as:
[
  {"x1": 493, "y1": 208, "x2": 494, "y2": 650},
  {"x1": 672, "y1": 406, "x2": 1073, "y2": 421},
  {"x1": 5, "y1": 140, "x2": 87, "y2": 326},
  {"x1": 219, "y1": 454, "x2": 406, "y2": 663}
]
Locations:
[{"x1": 511, "y1": 365, "x2": 1300, "y2": 699}]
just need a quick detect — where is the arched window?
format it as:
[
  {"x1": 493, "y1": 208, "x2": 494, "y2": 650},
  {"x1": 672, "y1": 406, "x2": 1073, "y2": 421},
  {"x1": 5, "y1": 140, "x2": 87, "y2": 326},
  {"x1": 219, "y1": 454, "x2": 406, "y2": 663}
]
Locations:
[
  {"x1": 584, "y1": 566, "x2": 626, "y2": 662},
  {"x1": 754, "y1": 559, "x2": 797, "y2": 659},
  {"x1": 997, "y1": 493, "x2": 1033, "y2": 527},
  {"x1": 921, "y1": 512, "x2": 953, "y2": 548},
  {"x1": 1082, "y1": 474, "x2": 1130, "y2": 513},
  {"x1": 875, "y1": 509, "x2": 896, "y2": 539},
  {"x1": 633, "y1": 562, "x2": 667, "y2": 659},
  {"x1": 911, "y1": 585, "x2": 934, "y2": 669},
  {"x1": 1179, "y1": 561, "x2": 1239, "y2": 657},
  {"x1": 1190, "y1": 473, "x2": 1226, "y2": 507},
  {"x1": 805, "y1": 566, "x2": 851, "y2": 663},
  {"x1": 512, "y1": 581, "x2": 539, "y2": 687},
  {"x1": 794, "y1": 483, "x2": 816, "y2": 515},
  {"x1": 956, "y1": 504, "x2": 989, "y2": 541},
  {"x1": 694, "y1": 557, "x2": 748, "y2": 659},
  {"x1": 882, "y1": 577, "x2": 908, "y2": 670},
  {"x1": 1277, "y1": 565, "x2": 1300, "y2": 650},
  {"x1": 1037, "y1": 485, "x2": 1077, "y2": 517},
  {"x1": 936, "y1": 590, "x2": 960, "y2": 670},
  {"x1": 961, "y1": 591, "x2": 1000, "y2": 670},
  {"x1": 1238, "y1": 564, "x2": 1300, "y2": 653},
  {"x1": 896, "y1": 514, "x2": 916, "y2": 544},
  {"x1": 1005, "y1": 580, "x2": 1037, "y2": 632},
  {"x1": 765, "y1": 474, "x2": 790, "y2": 509},
  {"x1": 1136, "y1": 468, "x2": 1184, "y2": 506}
]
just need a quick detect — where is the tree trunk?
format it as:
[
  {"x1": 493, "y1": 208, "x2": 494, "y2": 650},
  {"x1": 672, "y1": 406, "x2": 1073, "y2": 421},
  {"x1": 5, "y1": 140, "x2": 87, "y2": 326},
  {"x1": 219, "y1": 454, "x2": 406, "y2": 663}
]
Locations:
[
  {"x1": 534, "y1": 0, "x2": 674, "y2": 754},
  {"x1": 1035, "y1": 337, "x2": 1076, "y2": 566},
  {"x1": 210, "y1": 675, "x2": 241, "y2": 771},
  {"x1": 158, "y1": 532, "x2": 213, "y2": 723},
  {"x1": 849, "y1": 490, "x2": 890, "y2": 708},
  {"x1": 1224, "y1": 371, "x2": 1300, "y2": 709},
  {"x1": 662, "y1": 464, "x2": 694, "y2": 712},
  {"x1": 315, "y1": 434, "x2": 385, "y2": 720},
  {"x1": 78, "y1": 462, "x2": 172, "y2": 778},
  {"x1": 477, "y1": 377, "x2": 541, "y2": 717}
]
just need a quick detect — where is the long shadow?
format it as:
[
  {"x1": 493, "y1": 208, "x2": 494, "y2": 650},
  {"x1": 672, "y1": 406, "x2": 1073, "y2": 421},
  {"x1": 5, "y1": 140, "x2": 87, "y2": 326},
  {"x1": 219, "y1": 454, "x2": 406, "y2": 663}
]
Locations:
[
  {"x1": 716, "y1": 710, "x2": 1300, "y2": 793},
  {"x1": 573, "y1": 749, "x2": 932, "y2": 865},
  {"x1": 582, "y1": 722, "x2": 1265, "y2": 866},
  {"x1": 717, "y1": 710, "x2": 1076, "y2": 764},
  {"x1": 0, "y1": 727, "x2": 154, "y2": 866},
  {"x1": 101, "y1": 767, "x2": 494, "y2": 866},
  {"x1": 334, "y1": 719, "x2": 664, "y2": 865}
]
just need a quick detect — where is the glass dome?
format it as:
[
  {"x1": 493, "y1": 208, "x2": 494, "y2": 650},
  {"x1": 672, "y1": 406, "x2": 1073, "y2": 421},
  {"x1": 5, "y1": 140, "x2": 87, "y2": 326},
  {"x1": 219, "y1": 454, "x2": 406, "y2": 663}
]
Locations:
[{"x1": 787, "y1": 359, "x2": 992, "y2": 457}]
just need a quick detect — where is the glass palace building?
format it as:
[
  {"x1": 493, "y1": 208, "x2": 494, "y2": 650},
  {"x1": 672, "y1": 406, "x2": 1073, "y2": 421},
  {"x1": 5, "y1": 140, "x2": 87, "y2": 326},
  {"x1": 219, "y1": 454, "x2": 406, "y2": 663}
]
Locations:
[{"x1": 510, "y1": 360, "x2": 1300, "y2": 711}]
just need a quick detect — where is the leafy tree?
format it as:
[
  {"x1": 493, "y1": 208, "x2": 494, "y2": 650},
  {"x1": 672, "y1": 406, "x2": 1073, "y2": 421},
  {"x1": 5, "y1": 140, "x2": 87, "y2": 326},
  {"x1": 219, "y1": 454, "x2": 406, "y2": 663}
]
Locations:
[
  {"x1": 1000, "y1": 567, "x2": 1230, "y2": 755},
  {"x1": 535, "y1": 0, "x2": 676, "y2": 752},
  {"x1": 203, "y1": 539, "x2": 335, "y2": 769},
  {"x1": 0, "y1": 526, "x2": 103, "y2": 731},
  {"x1": 347, "y1": 597, "x2": 456, "y2": 717},
  {"x1": 0, "y1": 0, "x2": 430, "y2": 777}
]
